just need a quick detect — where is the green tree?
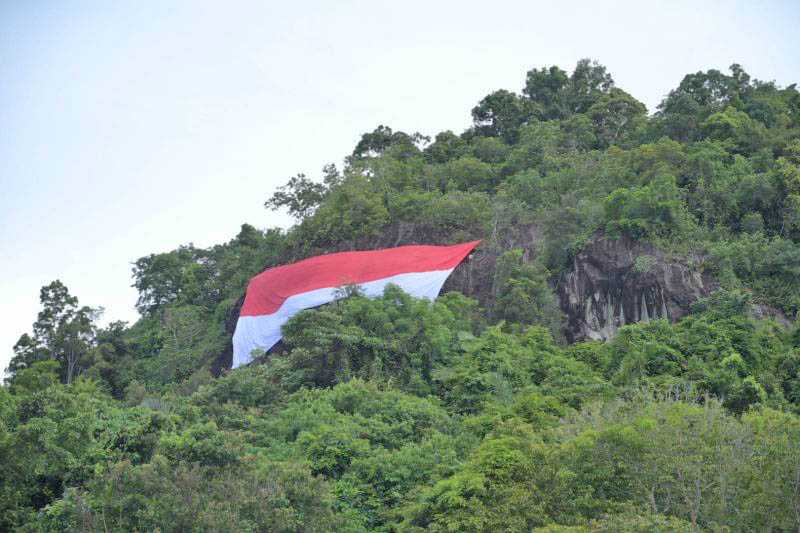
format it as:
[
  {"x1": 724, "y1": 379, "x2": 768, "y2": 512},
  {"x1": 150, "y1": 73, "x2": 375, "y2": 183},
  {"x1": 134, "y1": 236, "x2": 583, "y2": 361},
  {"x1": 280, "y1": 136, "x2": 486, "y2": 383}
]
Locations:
[
  {"x1": 493, "y1": 249, "x2": 564, "y2": 337},
  {"x1": 524, "y1": 59, "x2": 614, "y2": 120},
  {"x1": 471, "y1": 89, "x2": 534, "y2": 143},
  {"x1": 587, "y1": 88, "x2": 647, "y2": 148},
  {"x1": 265, "y1": 172, "x2": 330, "y2": 220},
  {"x1": 7, "y1": 281, "x2": 100, "y2": 384},
  {"x1": 603, "y1": 175, "x2": 696, "y2": 240}
]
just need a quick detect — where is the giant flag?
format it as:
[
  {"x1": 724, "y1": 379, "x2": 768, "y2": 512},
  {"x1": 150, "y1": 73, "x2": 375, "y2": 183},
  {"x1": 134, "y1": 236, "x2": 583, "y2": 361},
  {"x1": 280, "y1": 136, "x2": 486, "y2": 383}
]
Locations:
[{"x1": 232, "y1": 240, "x2": 480, "y2": 368}]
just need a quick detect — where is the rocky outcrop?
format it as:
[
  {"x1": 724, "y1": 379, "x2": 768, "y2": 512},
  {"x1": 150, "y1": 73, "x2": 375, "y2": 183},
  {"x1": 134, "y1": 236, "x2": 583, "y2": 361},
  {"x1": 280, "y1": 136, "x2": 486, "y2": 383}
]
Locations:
[
  {"x1": 559, "y1": 233, "x2": 716, "y2": 342},
  {"x1": 751, "y1": 303, "x2": 793, "y2": 328}
]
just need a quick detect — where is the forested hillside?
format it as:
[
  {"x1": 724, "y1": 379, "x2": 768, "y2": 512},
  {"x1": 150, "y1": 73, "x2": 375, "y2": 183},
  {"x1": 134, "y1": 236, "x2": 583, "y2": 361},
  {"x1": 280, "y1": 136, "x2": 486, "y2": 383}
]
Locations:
[{"x1": 3, "y1": 60, "x2": 800, "y2": 532}]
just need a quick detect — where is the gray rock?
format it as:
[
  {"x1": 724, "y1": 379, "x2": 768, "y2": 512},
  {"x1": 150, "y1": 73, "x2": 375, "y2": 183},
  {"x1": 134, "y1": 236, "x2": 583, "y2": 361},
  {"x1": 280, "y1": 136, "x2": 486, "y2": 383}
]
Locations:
[{"x1": 558, "y1": 233, "x2": 716, "y2": 342}]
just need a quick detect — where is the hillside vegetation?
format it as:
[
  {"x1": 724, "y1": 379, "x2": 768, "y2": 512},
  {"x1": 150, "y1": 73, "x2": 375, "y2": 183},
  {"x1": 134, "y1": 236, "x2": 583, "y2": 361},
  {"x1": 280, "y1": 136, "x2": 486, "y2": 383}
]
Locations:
[{"x1": 3, "y1": 60, "x2": 800, "y2": 532}]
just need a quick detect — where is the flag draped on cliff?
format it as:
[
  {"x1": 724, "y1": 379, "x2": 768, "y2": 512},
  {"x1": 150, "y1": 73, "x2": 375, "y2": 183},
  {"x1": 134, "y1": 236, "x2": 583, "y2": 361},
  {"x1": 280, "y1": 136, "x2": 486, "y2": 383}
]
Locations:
[{"x1": 232, "y1": 240, "x2": 481, "y2": 368}]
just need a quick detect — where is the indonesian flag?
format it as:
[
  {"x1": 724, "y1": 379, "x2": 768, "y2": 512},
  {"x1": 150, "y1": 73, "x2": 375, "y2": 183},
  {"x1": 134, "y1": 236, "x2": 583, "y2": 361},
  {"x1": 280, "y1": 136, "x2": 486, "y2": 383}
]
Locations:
[{"x1": 232, "y1": 240, "x2": 480, "y2": 368}]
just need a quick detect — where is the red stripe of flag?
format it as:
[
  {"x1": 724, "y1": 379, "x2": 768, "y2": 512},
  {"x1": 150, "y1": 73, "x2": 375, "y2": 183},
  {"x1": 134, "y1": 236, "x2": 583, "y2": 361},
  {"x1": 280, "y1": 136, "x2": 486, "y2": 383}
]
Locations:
[{"x1": 240, "y1": 240, "x2": 481, "y2": 316}]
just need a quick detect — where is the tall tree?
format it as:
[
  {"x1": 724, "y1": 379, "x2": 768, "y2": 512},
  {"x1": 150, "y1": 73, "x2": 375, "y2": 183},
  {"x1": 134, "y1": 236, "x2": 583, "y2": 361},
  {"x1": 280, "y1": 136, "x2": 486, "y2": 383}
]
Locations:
[
  {"x1": 471, "y1": 89, "x2": 534, "y2": 143},
  {"x1": 32, "y1": 280, "x2": 78, "y2": 351},
  {"x1": 5, "y1": 280, "x2": 99, "y2": 384},
  {"x1": 5, "y1": 333, "x2": 43, "y2": 380},
  {"x1": 523, "y1": 59, "x2": 614, "y2": 120}
]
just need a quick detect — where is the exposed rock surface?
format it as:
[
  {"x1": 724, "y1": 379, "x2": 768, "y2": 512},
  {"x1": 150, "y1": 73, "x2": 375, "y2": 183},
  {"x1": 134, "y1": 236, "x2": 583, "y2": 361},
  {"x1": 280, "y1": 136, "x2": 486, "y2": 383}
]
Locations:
[
  {"x1": 559, "y1": 233, "x2": 716, "y2": 342},
  {"x1": 751, "y1": 303, "x2": 793, "y2": 328}
]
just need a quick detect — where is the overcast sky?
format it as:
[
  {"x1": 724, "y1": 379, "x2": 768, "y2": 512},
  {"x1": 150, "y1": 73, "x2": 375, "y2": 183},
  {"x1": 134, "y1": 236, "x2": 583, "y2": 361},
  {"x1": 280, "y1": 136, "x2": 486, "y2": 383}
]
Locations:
[{"x1": 1, "y1": 0, "x2": 799, "y2": 373}]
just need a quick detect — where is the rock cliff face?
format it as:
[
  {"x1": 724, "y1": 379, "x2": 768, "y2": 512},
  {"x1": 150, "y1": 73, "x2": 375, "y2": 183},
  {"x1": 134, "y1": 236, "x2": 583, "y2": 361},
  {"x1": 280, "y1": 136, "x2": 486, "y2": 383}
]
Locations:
[{"x1": 559, "y1": 233, "x2": 716, "y2": 342}]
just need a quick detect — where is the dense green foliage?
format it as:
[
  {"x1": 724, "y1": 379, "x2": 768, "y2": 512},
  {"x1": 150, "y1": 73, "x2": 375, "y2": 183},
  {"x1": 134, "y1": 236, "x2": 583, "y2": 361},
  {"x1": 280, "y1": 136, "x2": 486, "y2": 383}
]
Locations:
[{"x1": 4, "y1": 60, "x2": 800, "y2": 531}]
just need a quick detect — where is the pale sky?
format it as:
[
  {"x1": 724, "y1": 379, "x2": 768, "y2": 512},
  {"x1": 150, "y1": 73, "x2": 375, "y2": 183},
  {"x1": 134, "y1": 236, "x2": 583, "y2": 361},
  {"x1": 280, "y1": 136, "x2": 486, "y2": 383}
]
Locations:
[{"x1": 1, "y1": 0, "x2": 799, "y2": 373}]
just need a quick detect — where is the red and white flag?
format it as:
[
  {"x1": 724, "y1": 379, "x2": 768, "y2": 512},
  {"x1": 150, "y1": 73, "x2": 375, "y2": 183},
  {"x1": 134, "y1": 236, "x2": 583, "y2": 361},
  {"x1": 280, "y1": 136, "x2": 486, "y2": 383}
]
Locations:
[{"x1": 232, "y1": 240, "x2": 480, "y2": 368}]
